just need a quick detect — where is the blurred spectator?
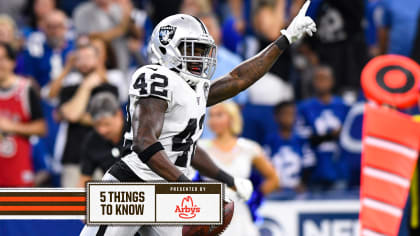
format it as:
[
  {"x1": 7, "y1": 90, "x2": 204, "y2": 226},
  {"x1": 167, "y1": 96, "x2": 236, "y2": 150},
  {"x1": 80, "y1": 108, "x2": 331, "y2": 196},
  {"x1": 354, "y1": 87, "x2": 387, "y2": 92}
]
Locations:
[
  {"x1": 241, "y1": 71, "x2": 294, "y2": 145},
  {"x1": 0, "y1": 0, "x2": 26, "y2": 27},
  {"x1": 0, "y1": 43, "x2": 46, "y2": 187},
  {"x1": 296, "y1": 65, "x2": 349, "y2": 191},
  {"x1": 16, "y1": 9, "x2": 74, "y2": 186},
  {"x1": 252, "y1": 0, "x2": 291, "y2": 80},
  {"x1": 57, "y1": 0, "x2": 88, "y2": 17},
  {"x1": 73, "y1": 0, "x2": 140, "y2": 72},
  {"x1": 127, "y1": 36, "x2": 147, "y2": 69},
  {"x1": 180, "y1": 0, "x2": 212, "y2": 16},
  {"x1": 227, "y1": 0, "x2": 246, "y2": 32},
  {"x1": 221, "y1": 0, "x2": 253, "y2": 53},
  {"x1": 198, "y1": 102, "x2": 278, "y2": 236},
  {"x1": 378, "y1": 0, "x2": 420, "y2": 56},
  {"x1": 264, "y1": 101, "x2": 315, "y2": 193},
  {"x1": 304, "y1": 0, "x2": 369, "y2": 91},
  {"x1": 236, "y1": 1, "x2": 295, "y2": 143},
  {"x1": 365, "y1": 0, "x2": 383, "y2": 56},
  {"x1": 48, "y1": 38, "x2": 127, "y2": 104},
  {"x1": 292, "y1": 40, "x2": 319, "y2": 100},
  {"x1": 252, "y1": 0, "x2": 285, "y2": 42},
  {"x1": 22, "y1": 0, "x2": 57, "y2": 35},
  {"x1": 198, "y1": 13, "x2": 243, "y2": 139},
  {"x1": 228, "y1": 0, "x2": 248, "y2": 34},
  {"x1": 79, "y1": 92, "x2": 125, "y2": 187},
  {"x1": 19, "y1": 10, "x2": 74, "y2": 88},
  {"x1": 0, "y1": 14, "x2": 22, "y2": 53},
  {"x1": 56, "y1": 44, "x2": 118, "y2": 187},
  {"x1": 122, "y1": 0, "x2": 150, "y2": 70},
  {"x1": 90, "y1": 38, "x2": 128, "y2": 102}
]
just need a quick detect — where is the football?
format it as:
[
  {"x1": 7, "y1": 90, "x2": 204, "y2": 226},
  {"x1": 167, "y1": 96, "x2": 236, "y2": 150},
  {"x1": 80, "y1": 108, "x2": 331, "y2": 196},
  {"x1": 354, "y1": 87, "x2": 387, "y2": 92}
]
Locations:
[{"x1": 182, "y1": 200, "x2": 234, "y2": 236}]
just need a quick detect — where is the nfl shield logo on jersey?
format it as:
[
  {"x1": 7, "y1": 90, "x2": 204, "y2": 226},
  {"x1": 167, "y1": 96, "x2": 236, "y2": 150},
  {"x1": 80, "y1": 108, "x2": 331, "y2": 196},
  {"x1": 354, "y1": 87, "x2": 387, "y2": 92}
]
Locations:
[
  {"x1": 159, "y1": 25, "x2": 177, "y2": 45},
  {"x1": 203, "y1": 82, "x2": 210, "y2": 100}
]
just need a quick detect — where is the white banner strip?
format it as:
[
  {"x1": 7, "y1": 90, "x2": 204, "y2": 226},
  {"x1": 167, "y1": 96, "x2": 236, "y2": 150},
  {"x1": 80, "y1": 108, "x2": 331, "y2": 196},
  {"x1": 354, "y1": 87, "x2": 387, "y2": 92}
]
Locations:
[
  {"x1": 365, "y1": 136, "x2": 417, "y2": 159},
  {"x1": 364, "y1": 167, "x2": 409, "y2": 188},
  {"x1": 363, "y1": 198, "x2": 402, "y2": 217}
]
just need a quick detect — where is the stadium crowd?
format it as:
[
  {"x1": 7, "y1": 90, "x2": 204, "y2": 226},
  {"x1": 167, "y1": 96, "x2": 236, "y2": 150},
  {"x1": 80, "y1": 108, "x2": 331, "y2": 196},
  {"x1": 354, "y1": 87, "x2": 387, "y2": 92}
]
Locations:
[{"x1": 0, "y1": 0, "x2": 420, "y2": 204}]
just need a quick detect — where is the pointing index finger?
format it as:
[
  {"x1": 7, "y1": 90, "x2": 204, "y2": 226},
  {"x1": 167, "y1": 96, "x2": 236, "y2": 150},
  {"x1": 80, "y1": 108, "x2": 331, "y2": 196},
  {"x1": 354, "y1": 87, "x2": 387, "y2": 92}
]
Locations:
[{"x1": 298, "y1": 0, "x2": 311, "y2": 17}]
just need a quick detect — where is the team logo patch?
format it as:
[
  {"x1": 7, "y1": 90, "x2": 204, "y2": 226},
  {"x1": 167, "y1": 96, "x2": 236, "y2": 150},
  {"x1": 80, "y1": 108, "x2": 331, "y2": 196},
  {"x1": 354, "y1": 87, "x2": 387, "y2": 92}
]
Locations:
[
  {"x1": 0, "y1": 136, "x2": 17, "y2": 158},
  {"x1": 159, "y1": 25, "x2": 177, "y2": 46}
]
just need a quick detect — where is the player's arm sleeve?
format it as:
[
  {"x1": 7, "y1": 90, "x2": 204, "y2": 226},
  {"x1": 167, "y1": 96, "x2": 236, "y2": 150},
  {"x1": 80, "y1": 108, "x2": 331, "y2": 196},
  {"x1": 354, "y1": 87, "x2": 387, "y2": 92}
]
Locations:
[
  {"x1": 128, "y1": 67, "x2": 173, "y2": 106},
  {"x1": 28, "y1": 86, "x2": 44, "y2": 121}
]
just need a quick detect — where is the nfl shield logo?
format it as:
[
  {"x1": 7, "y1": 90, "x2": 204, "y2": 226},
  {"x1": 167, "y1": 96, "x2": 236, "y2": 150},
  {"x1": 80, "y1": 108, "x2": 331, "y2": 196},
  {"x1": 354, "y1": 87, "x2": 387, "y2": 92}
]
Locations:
[{"x1": 159, "y1": 25, "x2": 177, "y2": 45}]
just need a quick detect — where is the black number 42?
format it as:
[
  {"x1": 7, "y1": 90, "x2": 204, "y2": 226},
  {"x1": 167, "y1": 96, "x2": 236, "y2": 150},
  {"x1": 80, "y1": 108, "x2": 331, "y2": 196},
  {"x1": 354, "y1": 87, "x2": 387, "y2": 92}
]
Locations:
[
  {"x1": 133, "y1": 73, "x2": 168, "y2": 97},
  {"x1": 173, "y1": 115, "x2": 205, "y2": 167}
]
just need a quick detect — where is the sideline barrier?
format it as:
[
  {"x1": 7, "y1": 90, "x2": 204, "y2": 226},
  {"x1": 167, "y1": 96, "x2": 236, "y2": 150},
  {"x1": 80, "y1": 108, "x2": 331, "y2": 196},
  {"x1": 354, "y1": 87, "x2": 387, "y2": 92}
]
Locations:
[{"x1": 359, "y1": 105, "x2": 420, "y2": 236}]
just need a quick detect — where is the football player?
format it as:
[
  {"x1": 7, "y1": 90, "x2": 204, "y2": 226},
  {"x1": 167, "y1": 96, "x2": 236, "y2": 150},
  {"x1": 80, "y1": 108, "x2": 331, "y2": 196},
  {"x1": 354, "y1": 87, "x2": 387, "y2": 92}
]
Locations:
[{"x1": 80, "y1": 1, "x2": 316, "y2": 235}]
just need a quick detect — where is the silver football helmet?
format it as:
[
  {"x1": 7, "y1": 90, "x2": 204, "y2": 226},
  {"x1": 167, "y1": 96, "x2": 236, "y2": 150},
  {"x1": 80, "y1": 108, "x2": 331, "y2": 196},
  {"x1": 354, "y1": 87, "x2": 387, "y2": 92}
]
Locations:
[{"x1": 148, "y1": 14, "x2": 217, "y2": 86}]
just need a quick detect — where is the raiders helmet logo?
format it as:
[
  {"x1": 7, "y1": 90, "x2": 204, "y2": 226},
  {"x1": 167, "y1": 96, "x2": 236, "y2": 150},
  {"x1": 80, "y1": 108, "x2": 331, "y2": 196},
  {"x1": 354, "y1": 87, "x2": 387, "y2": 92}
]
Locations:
[{"x1": 159, "y1": 25, "x2": 177, "y2": 45}]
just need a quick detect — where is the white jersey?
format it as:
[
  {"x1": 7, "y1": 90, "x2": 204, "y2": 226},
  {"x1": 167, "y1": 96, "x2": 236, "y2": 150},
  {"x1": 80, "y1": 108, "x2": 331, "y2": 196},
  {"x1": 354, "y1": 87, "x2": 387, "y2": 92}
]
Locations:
[{"x1": 122, "y1": 65, "x2": 209, "y2": 180}]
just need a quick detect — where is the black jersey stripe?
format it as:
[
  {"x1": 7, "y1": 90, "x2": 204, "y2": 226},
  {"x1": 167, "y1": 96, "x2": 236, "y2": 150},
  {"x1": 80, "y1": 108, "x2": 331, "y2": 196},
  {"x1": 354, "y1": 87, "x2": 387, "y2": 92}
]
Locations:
[
  {"x1": 108, "y1": 160, "x2": 145, "y2": 182},
  {"x1": 96, "y1": 225, "x2": 107, "y2": 236}
]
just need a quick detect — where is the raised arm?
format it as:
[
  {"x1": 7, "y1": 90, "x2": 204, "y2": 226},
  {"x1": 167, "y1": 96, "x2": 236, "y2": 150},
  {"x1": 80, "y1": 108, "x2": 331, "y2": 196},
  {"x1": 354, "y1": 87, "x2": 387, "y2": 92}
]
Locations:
[
  {"x1": 131, "y1": 97, "x2": 188, "y2": 181},
  {"x1": 207, "y1": 36, "x2": 288, "y2": 106},
  {"x1": 207, "y1": 0, "x2": 316, "y2": 106}
]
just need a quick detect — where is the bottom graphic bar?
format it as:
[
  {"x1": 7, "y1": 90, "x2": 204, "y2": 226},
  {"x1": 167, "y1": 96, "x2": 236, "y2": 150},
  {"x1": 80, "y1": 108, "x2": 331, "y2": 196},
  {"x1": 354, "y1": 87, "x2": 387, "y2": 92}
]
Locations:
[
  {"x1": 0, "y1": 182, "x2": 224, "y2": 225},
  {"x1": 87, "y1": 182, "x2": 223, "y2": 225}
]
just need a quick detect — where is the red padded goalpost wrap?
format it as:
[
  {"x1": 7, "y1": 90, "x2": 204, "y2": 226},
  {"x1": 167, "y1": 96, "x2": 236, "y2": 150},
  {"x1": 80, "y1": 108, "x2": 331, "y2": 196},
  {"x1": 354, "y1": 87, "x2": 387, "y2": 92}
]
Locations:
[{"x1": 359, "y1": 104, "x2": 420, "y2": 236}]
